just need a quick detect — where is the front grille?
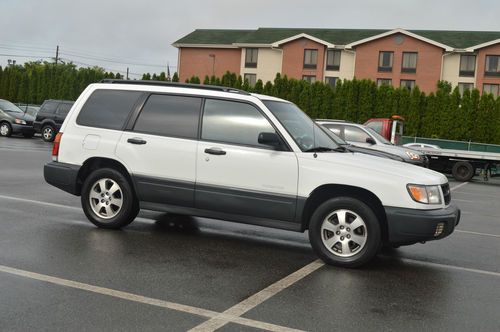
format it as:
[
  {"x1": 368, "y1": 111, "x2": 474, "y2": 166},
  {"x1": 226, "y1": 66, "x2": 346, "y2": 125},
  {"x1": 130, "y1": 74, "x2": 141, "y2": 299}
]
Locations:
[{"x1": 441, "y1": 183, "x2": 451, "y2": 205}]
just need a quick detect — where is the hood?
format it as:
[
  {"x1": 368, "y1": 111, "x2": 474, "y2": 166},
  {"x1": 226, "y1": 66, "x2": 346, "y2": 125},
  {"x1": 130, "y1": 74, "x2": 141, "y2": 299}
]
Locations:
[
  {"x1": 365, "y1": 143, "x2": 424, "y2": 159},
  {"x1": 345, "y1": 145, "x2": 405, "y2": 162},
  {"x1": 312, "y1": 151, "x2": 446, "y2": 185}
]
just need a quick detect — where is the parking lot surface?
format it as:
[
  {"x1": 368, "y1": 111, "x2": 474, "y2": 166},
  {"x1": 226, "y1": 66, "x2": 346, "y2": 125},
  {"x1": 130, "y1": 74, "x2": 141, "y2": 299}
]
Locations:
[{"x1": 1, "y1": 137, "x2": 499, "y2": 331}]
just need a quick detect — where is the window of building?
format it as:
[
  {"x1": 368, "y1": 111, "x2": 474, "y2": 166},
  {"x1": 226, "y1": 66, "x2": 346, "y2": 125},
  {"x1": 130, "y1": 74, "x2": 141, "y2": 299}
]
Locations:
[
  {"x1": 459, "y1": 55, "x2": 476, "y2": 77},
  {"x1": 402, "y1": 52, "x2": 417, "y2": 73},
  {"x1": 344, "y1": 125, "x2": 371, "y2": 143},
  {"x1": 326, "y1": 50, "x2": 341, "y2": 71},
  {"x1": 325, "y1": 76, "x2": 338, "y2": 87},
  {"x1": 458, "y1": 83, "x2": 474, "y2": 96},
  {"x1": 303, "y1": 75, "x2": 316, "y2": 83},
  {"x1": 485, "y1": 55, "x2": 500, "y2": 76},
  {"x1": 377, "y1": 78, "x2": 392, "y2": 87},
  {"x1": 201, "y1": 99, "x2": 275, "y2": 149},
  {"x1": 304, "y1": 49, "x2": 318, "y2": 69},
  {"x1": 400, "y1": 80, "x2": 416, "y2": 90},
  {"x1": 245, "y1": 48, "x2": 258, "y2": 68},
  {"x1": 133, "y1": 94, "x2": 201, "y2": 139},
  {"x1": 378, "y1": 51, "x2": 394, "y2": 72},
  {"x1": 244, "y1": 73, "x2": 257, "y2": 87},
  {"x1": 483, "y1": 84, "x2": 499, "y2": 97},
  {"x1": 77, "y1": 90, "x2": 142, "y2": 130}
]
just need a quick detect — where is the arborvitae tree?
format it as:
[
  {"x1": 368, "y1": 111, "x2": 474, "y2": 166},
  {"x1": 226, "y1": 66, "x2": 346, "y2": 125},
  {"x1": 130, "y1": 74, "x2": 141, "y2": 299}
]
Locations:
[
  {"x1": 242, "y1": 78, "x2": 250, "y2": 91},
  {"x1": 172, "y1": 72, "x2": 179, "y2": 82},
  {"x1": 254, "y1": 79, "x2": 264, "y2": 94},
  {"x1": 142, "y1": 73, "x2": 151, "y2": 80},
  {"x1": 203, "y1": 75, "x2": 210, "y2": 85},
  {"x1": 235, "y1": 75, "x2": 243, "y2": 89},
  {"x1": 209, "y1": 75, "x2": 217, "y2": 85},
  {"x1": 159, "y1": 72, "x2": 166, "y2": 81}
]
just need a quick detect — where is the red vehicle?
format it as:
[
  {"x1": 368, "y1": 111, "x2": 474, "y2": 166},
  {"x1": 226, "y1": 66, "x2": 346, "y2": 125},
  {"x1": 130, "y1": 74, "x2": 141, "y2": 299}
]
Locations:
[{"x1": 364, "y1": 115, "x2": 405, "y2": 145}]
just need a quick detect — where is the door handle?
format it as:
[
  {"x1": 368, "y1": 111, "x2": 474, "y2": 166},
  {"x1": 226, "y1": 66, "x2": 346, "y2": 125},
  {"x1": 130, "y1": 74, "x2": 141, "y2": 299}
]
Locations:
[
  {"x1": 127, "y1": 138, "x2": 147, "y2": 145},
  {"x1": 204, "y1": 147, "x2": 226, "y2": 155}
]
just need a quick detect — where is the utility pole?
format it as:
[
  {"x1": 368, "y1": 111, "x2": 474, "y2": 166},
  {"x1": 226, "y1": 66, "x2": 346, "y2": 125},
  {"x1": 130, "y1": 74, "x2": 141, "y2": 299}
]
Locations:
[
  {"x1": 55, "y1": 45, "x2": 59, "y2": 65},
  {"x1": 126, "y1": 67, "x2": 129, "y2": 80}
]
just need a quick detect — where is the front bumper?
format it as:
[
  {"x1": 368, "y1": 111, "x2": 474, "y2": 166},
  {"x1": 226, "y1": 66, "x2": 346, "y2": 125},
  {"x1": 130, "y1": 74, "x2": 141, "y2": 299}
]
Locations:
[
  {"x1": 385, "y1": 204, "x2": 460, "y2": 244},
  {"x1": 12, "y1": 124, "x2": 35, "y2": 135},
  {"x1": 44, "y1": 162, "x2": 81, "y2": 195}
]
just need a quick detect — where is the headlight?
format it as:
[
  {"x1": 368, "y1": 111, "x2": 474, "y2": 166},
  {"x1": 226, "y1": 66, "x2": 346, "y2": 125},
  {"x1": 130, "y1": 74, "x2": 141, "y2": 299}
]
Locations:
[
  {"x1": 405, "y1": 151, "x2": 421, "y2": 160},
  {"x1": 407, "y1": 184, "x2": 442, "y2": 204},
  {"x1": 14, "y1": 119, "x2": 26, "y2": 125}
]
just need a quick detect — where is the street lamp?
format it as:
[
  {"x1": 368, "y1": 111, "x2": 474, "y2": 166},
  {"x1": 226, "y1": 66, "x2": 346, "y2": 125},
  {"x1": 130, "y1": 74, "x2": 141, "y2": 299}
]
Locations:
[{"x1": 209, "y1": 54, "x2": 216, "y2": 76}]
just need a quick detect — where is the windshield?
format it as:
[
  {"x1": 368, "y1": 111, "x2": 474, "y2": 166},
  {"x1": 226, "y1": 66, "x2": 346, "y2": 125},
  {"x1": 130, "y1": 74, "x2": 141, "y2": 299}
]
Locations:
[
  {"x1": 0, "y1": 100, "x2": 23, "y2": 114},
  {"x1": 365, "y1": 126, "x2": 392, "y2": 145},
  {"x1": 263, "y1": 100, "x2": 340, "y2": 151}
]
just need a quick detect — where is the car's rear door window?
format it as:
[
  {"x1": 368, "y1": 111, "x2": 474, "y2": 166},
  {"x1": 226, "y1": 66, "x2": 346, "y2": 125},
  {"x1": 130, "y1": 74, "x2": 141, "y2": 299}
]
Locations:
[
  {"x1": 133, "y1": 94, "x2": 201, "y2": 139},
  {"x1": 77, "y1": 90, "x2": 142, "y2": 130},
  {"x1": 41, "y1": 101, "x2": 58, "y2": 114},
  {"x1": 56, "y1": 103, "x2": 73, "y2": 115}
]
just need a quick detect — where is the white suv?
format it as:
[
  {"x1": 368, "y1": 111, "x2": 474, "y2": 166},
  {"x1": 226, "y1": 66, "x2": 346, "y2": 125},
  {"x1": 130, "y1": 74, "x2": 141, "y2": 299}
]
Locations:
[{"x1": 44, "y1": 80, "x2": 460, "y2": 267}]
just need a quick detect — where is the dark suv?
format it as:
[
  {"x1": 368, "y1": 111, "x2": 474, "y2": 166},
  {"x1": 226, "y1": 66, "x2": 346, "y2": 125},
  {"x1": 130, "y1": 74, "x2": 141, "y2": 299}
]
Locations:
[{"x1": 34, "y1": 99, "x2": 74, "y2": 142}]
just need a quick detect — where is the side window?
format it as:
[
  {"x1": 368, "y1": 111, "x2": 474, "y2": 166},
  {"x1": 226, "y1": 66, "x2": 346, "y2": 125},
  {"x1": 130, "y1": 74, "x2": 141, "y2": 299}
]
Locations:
[
  {"x1": 365, "y1": 121, "x2": 383, "y2": 135},
  {"x1": 133, "y1": 94, "x2": 201, "y2": 139},
  {"x1": 344, "y1": 126, "x2": 371, "y2": 143},
  {"x1": 77, "y1": 90, "x2": 142, "y2": 130},
  {"x1": 202, "y1": 99, "x2": 275, "y2": 148},
  {"x1": 56, "y1": 103, "x2": 72, "y2": 115},
  {"x1": 323, "y1": 124, "x2": 343, "y2": 138},
  {"x1": 41, "y1": 101, "x2": 58, "y2": 114}
]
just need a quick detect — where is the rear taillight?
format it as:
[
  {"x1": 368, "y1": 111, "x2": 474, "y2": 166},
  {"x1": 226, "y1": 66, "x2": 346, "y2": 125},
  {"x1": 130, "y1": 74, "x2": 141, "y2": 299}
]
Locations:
[{"x1": 52, "y1": 133, "x2": 62, "y2": 161}]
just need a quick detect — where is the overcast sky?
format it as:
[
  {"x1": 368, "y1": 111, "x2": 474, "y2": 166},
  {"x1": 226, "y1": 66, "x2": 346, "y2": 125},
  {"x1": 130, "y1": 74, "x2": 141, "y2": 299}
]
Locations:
[{"x1": 1, "y1": 0, "x2": 499, "y2": 78}]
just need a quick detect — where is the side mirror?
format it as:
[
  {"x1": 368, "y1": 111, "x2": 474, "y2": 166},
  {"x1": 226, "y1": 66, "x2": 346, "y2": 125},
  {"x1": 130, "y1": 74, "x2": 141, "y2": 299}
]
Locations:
[
  {"x1": 366, "y1": 137, "x2": 376, "y2": 145},
  {"x1": 258, "y1": 132, "x2": 281, "y2": 147}
]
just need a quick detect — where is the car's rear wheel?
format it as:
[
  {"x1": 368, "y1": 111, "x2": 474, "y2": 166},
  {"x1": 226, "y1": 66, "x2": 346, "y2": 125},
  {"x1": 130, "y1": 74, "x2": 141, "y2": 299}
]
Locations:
[
  {"x1": 41, "y1": 125, "x2": 56, "y2": 142},
  {"x1": 451, "y1": 161, "x2": 474, "y2": 182},
  {"x1": 308, "y1": 197, "x2": 381, "y2": 268},
  {"x1": 0, "y1": 122, "x2": 12, "y2": 137},
  {"x1": 81, "y1": 168, "x2": 139, "y2": 229}
]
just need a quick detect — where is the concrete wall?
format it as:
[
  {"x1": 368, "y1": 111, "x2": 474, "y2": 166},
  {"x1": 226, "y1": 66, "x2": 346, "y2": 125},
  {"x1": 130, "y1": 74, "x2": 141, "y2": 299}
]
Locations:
[
  {"x1": 353, "y1": 33, "x2": 444, "y2": 93},
  {"x1": 240, "y1": 48, "x2": 282, "y2": 84}
]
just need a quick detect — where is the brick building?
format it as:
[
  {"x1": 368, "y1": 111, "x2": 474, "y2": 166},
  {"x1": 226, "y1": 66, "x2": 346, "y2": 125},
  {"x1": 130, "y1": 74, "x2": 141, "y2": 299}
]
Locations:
[{"x1": 173, "y1": 28, "x2": 500, "y2": 95}]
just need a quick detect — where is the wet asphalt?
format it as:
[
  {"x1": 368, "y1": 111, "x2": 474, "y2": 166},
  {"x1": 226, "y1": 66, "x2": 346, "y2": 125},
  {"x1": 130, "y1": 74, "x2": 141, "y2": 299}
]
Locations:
[{"x1": 0, "y1": 137, "x2": 499, "y2": 331}]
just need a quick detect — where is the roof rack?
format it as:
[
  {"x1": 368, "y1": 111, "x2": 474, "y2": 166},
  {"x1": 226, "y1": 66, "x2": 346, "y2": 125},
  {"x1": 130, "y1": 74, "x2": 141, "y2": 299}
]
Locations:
[{"x1": 99, "y1": 79, "x2": 251, "y2": 96}]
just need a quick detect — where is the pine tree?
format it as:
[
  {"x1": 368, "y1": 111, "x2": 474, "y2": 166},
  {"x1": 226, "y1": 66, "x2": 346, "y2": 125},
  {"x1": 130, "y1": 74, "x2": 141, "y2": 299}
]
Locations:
[{"x1": 172, "y1": 72, "x2": 179, "y2": 82}]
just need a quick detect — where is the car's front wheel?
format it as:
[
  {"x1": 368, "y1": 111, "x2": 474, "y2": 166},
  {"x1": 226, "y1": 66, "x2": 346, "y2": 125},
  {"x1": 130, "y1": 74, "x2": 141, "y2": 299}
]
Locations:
[
  {"x1": 0, "y1": 122, "x2": 12, "y2": 137},
  {"x1": 81, "y1": 168, "x2": 139, "y2": 229},
  {"x1": 308, "y1": 197, "x2": 381, "y2": 268}
]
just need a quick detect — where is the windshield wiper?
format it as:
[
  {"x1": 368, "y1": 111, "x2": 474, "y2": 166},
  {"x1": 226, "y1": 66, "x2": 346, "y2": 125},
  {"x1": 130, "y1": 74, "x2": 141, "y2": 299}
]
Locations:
[{"x1": 305, "y1": 146, "x2": 347, "y2": 153}]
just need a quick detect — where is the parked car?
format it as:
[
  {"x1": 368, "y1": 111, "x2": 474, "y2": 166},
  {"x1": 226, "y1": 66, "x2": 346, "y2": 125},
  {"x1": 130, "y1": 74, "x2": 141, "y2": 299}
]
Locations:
[
  {"x1": 44, "y1": 80, "x2": 460, "y2": 267},
  {"x1": 34, "y1": 99, "x2": 74, "y2": 142},
  {"x1": 0, "y1": 99, "x2": 36, "y2": 137},
  {"x1": 316, "y1": 119, "x2": 428, "y2": 167},
  {"x1": 403, "y1": 143, "x2": 441, "y2": 150}
]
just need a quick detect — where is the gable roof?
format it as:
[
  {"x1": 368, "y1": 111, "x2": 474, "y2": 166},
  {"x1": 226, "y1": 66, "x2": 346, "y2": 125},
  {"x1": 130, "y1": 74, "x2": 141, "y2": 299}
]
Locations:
[{"x1": 173, "y1": 28, "x2": 500, "y2": 50}]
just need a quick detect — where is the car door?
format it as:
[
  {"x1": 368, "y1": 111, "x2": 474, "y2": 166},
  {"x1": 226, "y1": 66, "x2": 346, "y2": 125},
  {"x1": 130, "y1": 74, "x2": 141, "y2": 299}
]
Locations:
[
  {"x1": 116, "y1": 93, "x2": 202, "y2": 208},
  {"x1": 196, "y1": 98, "x2": 299, "y2": 222},
  {"x1": 343, "y1": 125, "x2": 372, "y2": 147}
]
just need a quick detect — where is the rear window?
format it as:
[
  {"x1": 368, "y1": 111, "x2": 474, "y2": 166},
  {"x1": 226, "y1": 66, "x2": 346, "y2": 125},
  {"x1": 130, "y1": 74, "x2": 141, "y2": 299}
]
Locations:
[
  {"x1": 77, "y1": 90, "x2": 142, "y2": 130},
  {"x1": 41, "y1": 101, "x2": 58, "y2": 114}
]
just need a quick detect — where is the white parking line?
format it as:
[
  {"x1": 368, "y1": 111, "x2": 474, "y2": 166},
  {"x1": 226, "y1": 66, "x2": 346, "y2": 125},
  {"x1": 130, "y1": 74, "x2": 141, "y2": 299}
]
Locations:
[
  {"x1": 0, "y1": 194, "x2": 81, "y2": 211},
  {"x1": 399, "y1": 258, "x2": 500, "y2": 278},
  {"x1": 188, "y1": 260, "x2": 324, "y2": 332},
  {"x1": 456, "y1": 230, "x2": 500, "y2": 238},
  {"x1": 450, "y1": 182, "x2": 468, "y2": 191},
  {"x1": 0, "y1": 264, "x2": 302, "y2": 332}
]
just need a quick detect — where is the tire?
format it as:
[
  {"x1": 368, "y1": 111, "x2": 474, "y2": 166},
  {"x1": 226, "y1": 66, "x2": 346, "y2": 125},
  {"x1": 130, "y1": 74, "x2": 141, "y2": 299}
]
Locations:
[
  {"x1": 41, "y1": 125, "x2": 56, "y2": 142},
  {"x1": 451, "y1": 161, "x2": 474, "y2": 182},
  {"x1": 81, "y1": 168, "x2": 139, "y2": 229},
  {"x1": 308, "y1": 197, "x2": 381, "y2": 268},
  {"x1": 0, "y1": 122, "x2": 12, "y2": 137}
]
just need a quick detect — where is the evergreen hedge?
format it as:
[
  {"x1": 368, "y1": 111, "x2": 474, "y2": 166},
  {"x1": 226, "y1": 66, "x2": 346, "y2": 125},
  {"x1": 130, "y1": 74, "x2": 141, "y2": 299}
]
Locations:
[{"x1": 0, "y1": 63, "x2": 499, "y2": 144}]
